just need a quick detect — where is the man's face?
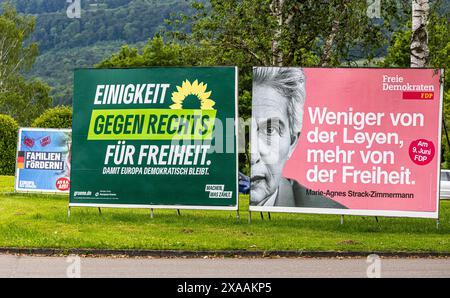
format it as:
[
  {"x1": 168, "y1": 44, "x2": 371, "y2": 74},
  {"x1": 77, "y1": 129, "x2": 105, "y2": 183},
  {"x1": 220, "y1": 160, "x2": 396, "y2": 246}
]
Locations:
[{"x1": 251, "y1": 84, "x2": 299, "y2": 205}]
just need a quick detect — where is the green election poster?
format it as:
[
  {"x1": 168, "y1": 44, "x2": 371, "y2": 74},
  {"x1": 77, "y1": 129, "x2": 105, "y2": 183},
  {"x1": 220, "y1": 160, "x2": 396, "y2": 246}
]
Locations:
[{"x1": 70, "y1": 67, "x2": 238, "y2": 210}]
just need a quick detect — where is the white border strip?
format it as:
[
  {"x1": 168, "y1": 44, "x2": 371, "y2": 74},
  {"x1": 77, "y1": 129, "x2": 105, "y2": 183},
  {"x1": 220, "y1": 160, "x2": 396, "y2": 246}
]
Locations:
[
  {"x1": 16, "y1": 127, "x2": 71, "y2": 133},
  {"x1": 69, "y1": 203, "x2": 237, "y2": 211},
  {"x1": 249, "y1": 206, "x2": 438, "y2": 219},
  {"x1": 436, "y1": 68, "x2": 445, "y2": 219},
  {"x1": 13, "y1": 127, "x2": 21, "y2": 193},
  {"x1": 235, "y1": 66, "x2": 240, "y2": 212}
]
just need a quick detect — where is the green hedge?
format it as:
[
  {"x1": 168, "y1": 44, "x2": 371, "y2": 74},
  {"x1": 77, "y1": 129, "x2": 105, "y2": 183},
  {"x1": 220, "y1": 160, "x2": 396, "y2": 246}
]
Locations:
[
  {"x1": 31, "y1": 106, "x2": 72, "y2": 129},
  {"x1": 0, "y1": 114, "x2": 19, "y2": 175}
]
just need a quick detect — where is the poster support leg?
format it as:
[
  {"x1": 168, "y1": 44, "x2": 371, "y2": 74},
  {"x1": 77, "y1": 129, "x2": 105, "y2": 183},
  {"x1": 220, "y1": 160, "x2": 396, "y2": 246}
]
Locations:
[
  {"x1": 442, "y1": 119, "x2": 450, "y2": 150},
  {"x1": 340, "y1": 215, "x2": 344, "y2": 225},
  {"x1": 375, "y1": 216, "x2": 379, "y2": 223},
  {"x1": 236, "y1": 210, "x2": 240, "y2": 223},
  {"x1": 260, "y1": 212, "x2": 264, "y2": 220},
  {"x1": 177, "y1": 209, "x2": 181, "y2": 216},
  {"x1": 68, "y1": 207, "x2": 71, "y2": 218},
  {"x1": 268, "y1": 212, "x2": 271, "y2": 220},
  {"x1": 98, "y1": 208, "x2": 102, "y2": 215},
  {"x1": 248, "y1": 211, "x2": 252, "y2": 224},
  {"x1": 150, "y1": 208, "x2": 154, "y2": 219},
  {"x1": 437, "y1": 219, "x2": 440, "y2": 230}
]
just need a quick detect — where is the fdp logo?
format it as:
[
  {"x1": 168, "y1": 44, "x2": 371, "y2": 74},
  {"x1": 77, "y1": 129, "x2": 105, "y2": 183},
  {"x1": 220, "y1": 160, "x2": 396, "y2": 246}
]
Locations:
[
  {"x1": 409, "y1": 139, "x2": 435, "y2": 166},
  {"x1": 402, "y1": 92, "x2": 434, "y2": 100}
]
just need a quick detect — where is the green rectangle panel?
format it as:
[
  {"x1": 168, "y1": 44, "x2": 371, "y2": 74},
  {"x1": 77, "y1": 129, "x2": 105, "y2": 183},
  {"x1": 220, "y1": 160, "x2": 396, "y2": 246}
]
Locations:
[{"x1": 70, "y1": 67, "x2": 238, "y2": 208}]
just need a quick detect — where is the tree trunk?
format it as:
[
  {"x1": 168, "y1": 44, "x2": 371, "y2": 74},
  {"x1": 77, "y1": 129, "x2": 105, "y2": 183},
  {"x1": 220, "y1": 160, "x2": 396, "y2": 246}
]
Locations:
[
  {"x1": 270, "y1": 0, "x2": 285, "y2": 66},
  {"x1": 320, "y1": 19, "x2": 340, "y2": 66},
  {"x1": 411, "y1": 0, "x2": 430, "y2": 67}
]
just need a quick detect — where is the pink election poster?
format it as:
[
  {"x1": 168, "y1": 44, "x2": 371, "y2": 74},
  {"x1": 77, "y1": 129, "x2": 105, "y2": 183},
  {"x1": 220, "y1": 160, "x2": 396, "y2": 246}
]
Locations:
[{"x1": 250, "y1": 68, "x2": 443, "y2": 218}]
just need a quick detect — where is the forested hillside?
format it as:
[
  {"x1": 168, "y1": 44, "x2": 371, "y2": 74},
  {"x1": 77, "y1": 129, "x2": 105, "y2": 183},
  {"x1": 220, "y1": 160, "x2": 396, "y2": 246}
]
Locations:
[{"x1": 1, "y1": 0, "x2": 193, "y2": 105}]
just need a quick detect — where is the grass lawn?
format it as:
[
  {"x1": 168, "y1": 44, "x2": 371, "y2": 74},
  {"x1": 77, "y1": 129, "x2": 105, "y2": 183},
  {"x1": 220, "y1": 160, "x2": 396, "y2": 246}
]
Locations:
[{"x1": 0, "y1": 175, "x2": 449, "y2": 252}]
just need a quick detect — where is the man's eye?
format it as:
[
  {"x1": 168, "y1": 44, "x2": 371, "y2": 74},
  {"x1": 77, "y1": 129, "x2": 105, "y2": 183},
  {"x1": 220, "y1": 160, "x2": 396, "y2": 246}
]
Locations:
[
  {"x1": 264, "y1": 124, "x2": 280, "y2": 136},
  {"x1": 266, "y1": 127, "x2": 275, "y2": 135}
]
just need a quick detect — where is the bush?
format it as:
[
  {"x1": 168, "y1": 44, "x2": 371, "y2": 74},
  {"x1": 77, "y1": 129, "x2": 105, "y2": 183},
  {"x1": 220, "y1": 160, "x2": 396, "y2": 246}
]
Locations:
[
  {"x1": 0, "y1": 114, "x2": 19, "y2": 175},
  {"x1": 31, "y1": 106, "x2": 72, "y2": 129}
]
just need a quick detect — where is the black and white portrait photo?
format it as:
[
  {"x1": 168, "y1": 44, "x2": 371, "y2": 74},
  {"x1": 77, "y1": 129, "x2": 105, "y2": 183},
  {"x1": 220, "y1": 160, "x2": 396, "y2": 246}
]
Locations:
[{"x1": 250, "y1": 67, "x2": 347, "y2": 209}]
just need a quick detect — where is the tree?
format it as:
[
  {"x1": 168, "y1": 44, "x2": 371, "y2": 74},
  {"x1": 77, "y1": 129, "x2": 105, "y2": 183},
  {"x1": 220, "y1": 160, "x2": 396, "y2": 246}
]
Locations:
[
  {"x1": 383, "y1": 7, "x2": 449, "y2": 85},
  {"x1": 0, "y1": 2, "x2": 38, "y2": 91},
  {"x1": 0, "y1": 76, "x2": 52, "y2": 126},
  {"x1": 31, "y1": 105, "x2": 72, "y2": 128},
  {"x1": 411, "y1": 0, "x2": 430, "y2": 67},
  {"x1": 97, "y1": 34, "x2": 214, "y2": 68},
  {"x1": 383, "y1": 5, "x2": 450, "y2": 166},
  {"x1": 0, "y1": 3, "x2": 52, "y2": 125},
  {"x1": 0, "y1": 114, "x2": 18, "y2": 175},
  {"x1": 163, "y1": 0, "x2": 408, "y2": 121},
  {"x1": 168, "y1": 0, "x2": 406, "y2": 69}
]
